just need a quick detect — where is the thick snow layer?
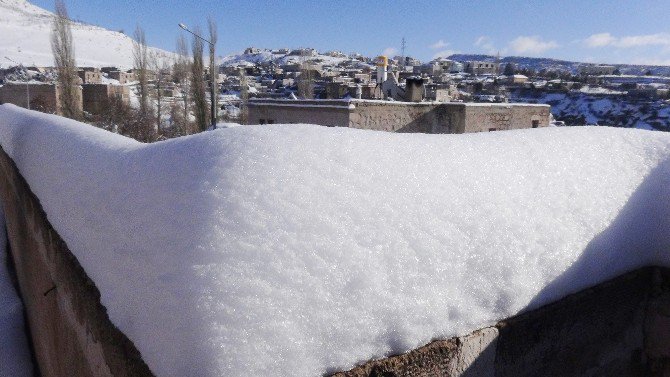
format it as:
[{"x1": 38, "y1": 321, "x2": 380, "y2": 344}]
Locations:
[
  {"x1": 0, "y1": 104, "x2": 669, "y2": 376},
  {"x1": 0, "y1": 0, "x2": 173, "y2": 69},
  {"x1": 0, "y1": 206, "x2": 34, "y2": 377}
]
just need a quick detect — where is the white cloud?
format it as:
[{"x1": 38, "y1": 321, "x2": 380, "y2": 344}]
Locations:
[
  {"x1": 429, "y1": 40, "x2": 449, "y2": 50},
  {"x1": 474, "y1": 36, "x2": 497, "y2": 55},
  {"x1": 508, "y1": 36, "x2": 559, "y2": 55},
  {"x1": 382, "y1": 47, "x2": 397, "y2": 57},
  {"x1": 584, "y1": 33, "x2": 617, "y2": 47},
  {"x1": 583, "y1": 32, "x2": 670, "y2": 48},
  {"x1": 618, "y1": 33, "x2": 670, "y2": 48},
  {"x1": 432, "y1": 49, "x2": 459, "y2": 59}
]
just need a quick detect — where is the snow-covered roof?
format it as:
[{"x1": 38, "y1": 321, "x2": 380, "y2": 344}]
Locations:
[{"x1": 0, "y1": 104, "x2": 669, "y2": 376}]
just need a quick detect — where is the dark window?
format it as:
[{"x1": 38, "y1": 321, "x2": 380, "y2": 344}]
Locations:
[
  {"x1": 488, "y1": 128, "x2": 497, "y2": 132},
  {"x1": 267, "y1": 120, "x2": 274, "y2": 124},
  {"x1": 259, "y1": 119, "x2": 266, "y2": 125},
  {"x1": 532, "y1": 120, "x2": 539, "y2": 128}
]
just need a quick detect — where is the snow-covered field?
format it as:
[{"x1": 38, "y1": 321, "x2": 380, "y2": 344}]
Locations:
[
  {"x1": 0, "y1": 207, "x2": 34, "y2": 377},
  {"x1": 0, "y1": 0, "x2": 173, "y2": 69},
  {"x1": 0, "y1": 103, "x2": 669, "y2": 376}
]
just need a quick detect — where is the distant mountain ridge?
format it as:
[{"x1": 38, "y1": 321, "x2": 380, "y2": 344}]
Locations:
[{"x1": 448, "y1": 54, "x2": 670, "y2": 76}]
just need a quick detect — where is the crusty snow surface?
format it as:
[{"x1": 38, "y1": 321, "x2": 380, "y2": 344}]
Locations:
[
  {"x1": 0, "y1": 0, "x2": 173, "y2": 69},
  {"x1": 0, "y1": 207, "x2": 34, "y2": 377},
  {"x1": 0, "y1": 104, "x2": 669, "y2": 376}
]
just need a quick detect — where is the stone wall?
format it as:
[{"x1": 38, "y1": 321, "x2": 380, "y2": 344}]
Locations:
[
  {"x1": 333, "y1": 267, "x2": 670, "y2": 377},
  {"x1": 0, "y1": 146, "x2": 154, "y2": 377}
]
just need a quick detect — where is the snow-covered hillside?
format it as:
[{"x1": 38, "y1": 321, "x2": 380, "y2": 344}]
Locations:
[
  {"x1": 511, "y1": 89, "x2": 670, "y2": 130},
  {"x1": 449, "y1": 53, "x2": 670, "y2": 76},
  {"x1": 0, "y1": 0, "x2": 173, "y2": 69},
  {"x1": 0, "y1": 104, "x2": 669, "y2": 376},
  {"x1": 221, "y1": 47, "x2": 370, "y2": 68}
]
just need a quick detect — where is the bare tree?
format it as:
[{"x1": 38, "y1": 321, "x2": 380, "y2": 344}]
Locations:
[
  {"x1": 173, "y1": 34, "x2": 191, "y2": 132},
  {"x1": 239, "y1": 68, "x2": 249, "y2": 124},
  {"x1": 151, "y1": 52, "x2": 169, "y2": 133},
  {"x1": 133, "y1": 25, "x2": 150, "y2": 119},
  {"x1": 208, "y1": 17, "x2": 218, "y2": 128},
  {"x1": 190, "y1": 26, "x2": 208, "y2": 132},
  {"x1": 51, "y1": 0, "x2": 80, "y2": 119}
]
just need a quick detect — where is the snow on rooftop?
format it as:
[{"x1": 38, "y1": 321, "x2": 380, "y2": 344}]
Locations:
[{"x1": 0, "y1": 104, "x2": 669, "y2": 376}]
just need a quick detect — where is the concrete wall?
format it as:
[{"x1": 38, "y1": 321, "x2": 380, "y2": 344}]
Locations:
[
  {"x1": 333, "y1": 267, "x2": 670, "y2": 377},
  {"x1": 247, "y1": 100, "x2": 351, "y2": 127},
  {"x1": 0, "y1": 83, "x2": 83, "y2": 115},
  {"x1": 349, "y1": 101, "x2": 465, "y2": 134},
  {"x1": 463, "y1": 104, "x2": 551, "y2": 133},
  {"x1": 247, "y1": 99, "x2": 549, "y2": 135},
  {"x1": 0, "y1": 147, "x2": 154, "y2": 377}
]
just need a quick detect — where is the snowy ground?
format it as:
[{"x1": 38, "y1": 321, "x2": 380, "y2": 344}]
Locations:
[
  {"x1": 0, "y1": 206, "x2": 34, "y2": 377},
  {"x1": 0, "y1": 0, "x2": 173, "y2": 69},
  {"x1": 0, "y1": 103, "x2": 669, "y2": 376}
]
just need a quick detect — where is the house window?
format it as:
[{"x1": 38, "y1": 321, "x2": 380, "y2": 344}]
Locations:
[
  {"x1": 488, "y1": 128, "x2": 497, "y2": 132},
  {"x1": 532, "y1": 120, "x2": 539, "y2": 128},
  {"x1": 259, "y1": 119, "x2": 266, "y2": 125}
]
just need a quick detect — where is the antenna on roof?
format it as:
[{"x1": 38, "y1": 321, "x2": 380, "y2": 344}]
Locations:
[
  {"x1": 496, "y1": 51, "x2": 501, "y2": 75},
  {"x1": 400, "y1": 37, "x2": 406, "y2": 68}
]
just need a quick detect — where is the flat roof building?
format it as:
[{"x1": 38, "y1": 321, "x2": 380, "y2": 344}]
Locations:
[{"x1": 247, "y1": 99, "x2": 551, "y2": 134}]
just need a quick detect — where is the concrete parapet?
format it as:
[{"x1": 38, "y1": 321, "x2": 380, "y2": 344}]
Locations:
[
  {"x1": 334, "y1": 267, "x2": 670, "y2": 377},
  {"x1": 0, "y1": 146, "x2": 154, "y2": 377}
]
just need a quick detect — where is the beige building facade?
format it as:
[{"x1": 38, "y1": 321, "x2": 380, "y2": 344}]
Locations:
[{"x1": 247, "y1": 99, "x2": 551, "y2": 134}]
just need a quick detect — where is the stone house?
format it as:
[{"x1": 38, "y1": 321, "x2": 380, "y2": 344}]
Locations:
[
  {"x1": 77, "y1": 68, "x2": 102, "y2": 84},
  {"x1": 579, "y1": 65, "x2": 616, "y2": 76},
  {"x1": 108, "y1": 71, "x2": 135, "y2": 85},
  {"x1": 466, "y1": 61, "x2": 499, "y2": 75}
]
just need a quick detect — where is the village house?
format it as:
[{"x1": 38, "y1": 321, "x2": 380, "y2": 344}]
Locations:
[
  {"x1": 77, "y1": 67, "x2": 102, "y2": 84},
  {"x1": 466, "y1": 61, "x2": 499, "y2": 75}
]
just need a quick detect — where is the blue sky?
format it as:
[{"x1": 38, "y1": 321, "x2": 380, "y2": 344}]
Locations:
[{"x1": 31, "y1": 0, "x2": 670, "y2": 65}]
